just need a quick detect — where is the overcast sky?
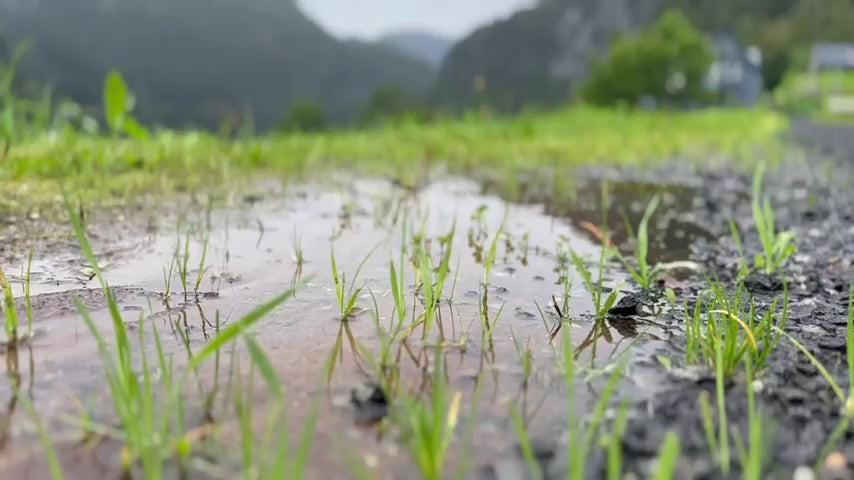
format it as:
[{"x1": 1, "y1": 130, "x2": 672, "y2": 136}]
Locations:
[{"x1": 297, "y1": 0, "x2": 536, "y2": 41}]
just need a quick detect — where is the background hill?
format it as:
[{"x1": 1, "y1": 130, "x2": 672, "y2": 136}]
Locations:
[
  {"x1": 0, "y1": 0, "x2": 435, "y2": 131},
  {"x1": 378, "y1": 30, "x2": 453, "y2": 67},
  {"x1": 3, "y1": 0, "x2": 853, "y2": 130},
  {"x1": 430, "y1": 0, "x2": 660, "y2": 111}
]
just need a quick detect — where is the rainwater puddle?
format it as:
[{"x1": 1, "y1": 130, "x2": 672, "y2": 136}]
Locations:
[
  {"x1": 498, "y1": 172, "x2": 715, "y2": 267},
  {"x1": 0, "y1": 176, "x2": 680, "y2": 479}
]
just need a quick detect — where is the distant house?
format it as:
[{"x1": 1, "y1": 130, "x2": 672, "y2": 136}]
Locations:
[
  {"x1": 703, "y1": 34, "x2": 764, "y2": 106},
  {"x1": 809, "y1": 43, "x2": 854, "y2": 72}
]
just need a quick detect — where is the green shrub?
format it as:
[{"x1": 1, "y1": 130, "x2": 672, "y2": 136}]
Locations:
[
  {"x1": 279, "y1": 99, "x2": 327, "y2": 133},
  {"x1": 580, "y1": 9, "x2": 715, "y2": 107},
  {"x1": 359, "y1": 86, "x2": 432, "y2": 126}
]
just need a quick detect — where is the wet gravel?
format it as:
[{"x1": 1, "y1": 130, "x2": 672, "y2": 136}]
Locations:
[{"x1": 482, "y1": 119, "x2": 854, "y2": 479}]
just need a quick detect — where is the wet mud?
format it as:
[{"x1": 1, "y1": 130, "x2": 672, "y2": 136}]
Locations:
[{"x1": 0, "y1": 120, "x2": 853, "y2": 479}]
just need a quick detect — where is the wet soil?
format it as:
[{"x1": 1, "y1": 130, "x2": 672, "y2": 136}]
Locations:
[{"x1": 0, "y1": 119, "x2": 853, "y2": 479}]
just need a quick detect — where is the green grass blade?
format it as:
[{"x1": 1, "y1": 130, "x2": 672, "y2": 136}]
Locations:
[
  {"x1": 728, "y1": 218, "x2": 748, "y2": 278},
  {"x1": 194, "y1": 236, "x2": 209, "y2": 294},
  {"x1": 652, "y1": 431, "x2": 681, "y2": 480},
  {"x1": 455, "y1": 375, "x2": 485, "y2": 480},
  {"x1": 25, "y1": 245, "x2": 33, "y2": 336},
  {"x1": 607, "y1": 400, "x2": 630, "y2": 480},
  {"x1": 331, "y1": 247, "x2": 343, "y2": 313},
  {"x1": 744, "y1": 355, "x2": 764, "y2": 479},
  {"x1": 510, "y1": 404, "x2": 542, "y2": 480},
  {"x1": 18, "y1": 391, "x2": 64, "y2": 480},
  {"x1": 581, "y1": 358, "x2": 625, "y2": 459},
  {"x1": 0, "y1": 266, "x2": 19, "y2": 342},
  {"x1": 292, "y1": 405, "x2": 319, "y2": 479},
  {"x1": 188, "y1": 280, "x2": 305, "y2": 373},
  {"x1": 715, "y1": 313, "x2": 730, "y2": 474},
  {"x1": 244, "y1": 333, "x2": 283, "y2": 399},
  {"x1": 635, "y1": 194, "x2": 659, "y2": 285}
]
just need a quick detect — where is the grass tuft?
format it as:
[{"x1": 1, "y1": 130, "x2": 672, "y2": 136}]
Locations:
[
  {"x1": 394, "y1": 350, "x2": 463, "y2": 480},
  {"x1": 685, "y1": 280, "x2": 788, "y2": 378},
  {"x1": 618, "y1": 194, "x2": 662, "y2": 290},
  {"x1": 751, "y1": 162, "x2": 796, "y2": 275},
  {"x1": 331, "y1": 242, "x2": 379, "y2": 321},
  {"x1": 570, "y1": 180, "x2": 622, "y2": 321},
  {"x1": 0, "y1": 265, "x2": 20, "y2": 345},
  {"x1": 60, "y1": 189, "x2": 305, "y2": 478}
]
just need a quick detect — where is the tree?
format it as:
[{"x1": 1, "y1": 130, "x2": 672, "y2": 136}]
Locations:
[
  {"x1": 359, "y1": 86, "x2": 410, "y2": 125},
  {"x1": 579, "y1": 9, "x2": 715, "y2": 107},
  {"x1": 279, "y1": 99, "x2": 327, "y2": 133},
  {"x1": 789, "y1": 0, "x2": 854, "y2": 43},
  {"x1": 755, "y1": 18, "x2": 795, "y2": 92}
]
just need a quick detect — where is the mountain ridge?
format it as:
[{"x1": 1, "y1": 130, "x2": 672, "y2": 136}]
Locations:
[
  {"x1": 378, "y1": 30, "x2": 453, "y2": 67},
  {"x1": 0, "y1": 0, "x2": 434, "y2": 130}
]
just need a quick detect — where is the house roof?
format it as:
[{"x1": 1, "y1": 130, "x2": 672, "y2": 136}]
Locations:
[
  {"x1": 811, "y1": 42, "x2": 854, "y2": 70},
  {"x1": 711, "y1": 34, "x2": 742, "y2": 58}
]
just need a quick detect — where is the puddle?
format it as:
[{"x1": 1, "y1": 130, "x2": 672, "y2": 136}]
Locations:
[
  {"x1": 0, "y1": 177, "x2": 672, "y2": 478},
  {"x1": 486, "y1": 172, "x2": 717, "y2": 267},
  {"x1": 562, "y1": 178, "x2": 714, "y2": 264}
]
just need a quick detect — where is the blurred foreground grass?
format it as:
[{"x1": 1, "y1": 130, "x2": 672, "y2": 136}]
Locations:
[{"x1": 2, "y1": 106, "x2": 787, "y2": 209}]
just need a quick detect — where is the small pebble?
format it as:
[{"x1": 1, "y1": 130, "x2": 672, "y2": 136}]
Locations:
[
  {"x1": 799, "y1": 298, "x2": 817, "y2": 307},
  {"x1": 793, "y1": 465, "x2": 816, "y2": 480},
  {"x1": 826, "y1": 451, "x2": 847, "y2": 470}
]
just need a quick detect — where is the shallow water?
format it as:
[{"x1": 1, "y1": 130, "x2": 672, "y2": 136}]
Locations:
[{"x1": 0, "y1": 176, "x2": 689, "y2": 478}]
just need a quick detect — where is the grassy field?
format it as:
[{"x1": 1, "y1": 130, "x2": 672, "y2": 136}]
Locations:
[
  {"x1": 775, "y1": 71, "x2": 854, "y2": 124},
  {"x1": 2, "y1": 106, "x2": 787, "y2": 210}
]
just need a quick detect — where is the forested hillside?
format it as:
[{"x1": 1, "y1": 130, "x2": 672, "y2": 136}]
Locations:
[
  {"x1": 432, "y1": 0, "x2": 854, "y2": 112},
  {"x1": 0, "y1": 0, "x2": 434, "y2": 130}
]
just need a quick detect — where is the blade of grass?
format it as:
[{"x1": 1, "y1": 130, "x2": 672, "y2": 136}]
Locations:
[
  {"x1": 25, "y1": 245, "x2": 33, "y2": 337},
  {"x1": 607, "y1": 400, "x2": 630, "y2": 480},
  {"x1": 510, "y1": 404, "x2": 542, "y2": 480},
  {"x1": 18, "y1": 391, "x2": 64, "y2": 480},
  {"x1": 188, "y1": 282, "x2": 305, "y2": 373},
  {"x1": 652, "y1": 431, "x2": 681, "y2": 480}
]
